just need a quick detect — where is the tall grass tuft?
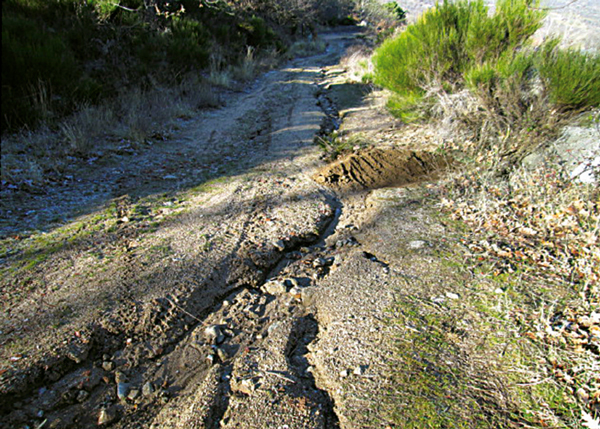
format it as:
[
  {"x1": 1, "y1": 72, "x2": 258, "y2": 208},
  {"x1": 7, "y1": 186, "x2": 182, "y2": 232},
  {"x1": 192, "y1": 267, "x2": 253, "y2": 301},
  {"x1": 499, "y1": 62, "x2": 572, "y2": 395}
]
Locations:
[{"x1": 537, "y1": 44, "x2": 600, "y2": 110}]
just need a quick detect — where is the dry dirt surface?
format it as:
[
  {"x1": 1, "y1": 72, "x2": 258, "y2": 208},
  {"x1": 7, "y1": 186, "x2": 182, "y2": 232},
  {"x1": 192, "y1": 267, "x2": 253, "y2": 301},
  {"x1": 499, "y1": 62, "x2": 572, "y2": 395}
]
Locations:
[
  {"x1": 0, "y1": 27, "x2": 451, "y2": 429},
  {"x1": 3, "y1": 2, "x2": 599, "y2": 426}
]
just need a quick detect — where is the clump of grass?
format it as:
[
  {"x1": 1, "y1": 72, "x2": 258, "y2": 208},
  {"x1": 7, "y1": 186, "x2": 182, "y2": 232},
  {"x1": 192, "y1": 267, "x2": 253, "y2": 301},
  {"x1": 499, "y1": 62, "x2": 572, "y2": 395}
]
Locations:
[
  {"x1": 287, "y1": 37, "x2": 326, "y2": 58},
  {"x1": 537, "y1": 43, "x2": 600, "y2": 110},
  {"x1": 373, "y1": 0, "x2": 599, "y2": 166},
  {"x1": 437, "y1": 154, "x2": 600, "y2": 423}
]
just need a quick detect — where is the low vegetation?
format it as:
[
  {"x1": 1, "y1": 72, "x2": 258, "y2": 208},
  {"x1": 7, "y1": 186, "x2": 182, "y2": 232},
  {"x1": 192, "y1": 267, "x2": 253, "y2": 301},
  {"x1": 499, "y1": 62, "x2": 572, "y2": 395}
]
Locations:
[{"x1": 370, "y1": 0, "x2": 599, "y2": 426}]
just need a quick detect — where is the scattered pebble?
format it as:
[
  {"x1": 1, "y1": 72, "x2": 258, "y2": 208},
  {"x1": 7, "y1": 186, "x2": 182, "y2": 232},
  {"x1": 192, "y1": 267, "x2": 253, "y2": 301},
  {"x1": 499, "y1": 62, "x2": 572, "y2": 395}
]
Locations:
[
  {"x1": 353, "y1": 365, "x2": 367, "y2": 376},
  {"x1": 205, "y1": 325, "x2": 221, "y2": 344},
  {"x1": 274, "y1": 240, "x2": 286, "y2": 251},
  {"x1": 117, "y1": 382, "x2": 129, "y2": 401},
  {"x1": 98, "y1": 407, "x2": 117, "y2": 426},
  {"x1": 128, "y1": 389, "x2": 140, "y2": 401},
  {"x1": 76, "y1": 390, "x2": 89, "y2": 403},
  {"x1": 102, "y1": 361, "x2": 115, "y2": 372},
  {"x1": 142, "y1": 382, "x2": 155, "y2": 397},
  {"x1": 216, "y1": 348, "x2": 229, "y2": 362},
  {"x1": 408, "y1": 240, "x2": 427, "y2": 249},
  {"x1": 263, "y1": 280, "x2": 286, "y2": 295}
]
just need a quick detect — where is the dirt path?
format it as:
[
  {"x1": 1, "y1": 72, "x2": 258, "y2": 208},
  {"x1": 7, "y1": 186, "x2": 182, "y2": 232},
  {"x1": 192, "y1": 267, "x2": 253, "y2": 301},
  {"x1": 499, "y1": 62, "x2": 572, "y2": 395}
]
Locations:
[{"x1": 1, "y1": 28, "x2": 422, "y2": 429}]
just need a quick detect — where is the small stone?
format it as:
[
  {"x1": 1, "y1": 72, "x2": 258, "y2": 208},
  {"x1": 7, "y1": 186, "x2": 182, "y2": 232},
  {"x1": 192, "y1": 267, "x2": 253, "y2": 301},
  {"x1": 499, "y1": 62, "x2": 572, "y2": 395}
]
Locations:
[
  {"x1": 142, "y1": 382, "x2": 155, "y2": 397},
  {"x1": 128, "y1": 389, "x2": 140, "y2": 401},
  {"x1": 263, "y1": 280, "x2": 286, "y2": 295},
  {"x1": 274, "y1": 240, "x2": 286, "y2": 251},
  {"x1": 313, "y1": 257, "x2": 327, "y2": 268},
  {"x1": 239, "y1": 378, "x2": 258, "y2": 395},
  {"x1": 117, "y1": 382, "x2": 129, "y2": 401},
  {"x1": 98, "y1": 407, "x2": 116, "y2": 426},
  {"x1": 76, "y1": 390, "x2": 89, "y2": 403},
  {"x1": 576, "y1": 387, "x2": 589, "y2": 401},
  {"x1": 289, "y1": 286, "x2": 303, "y2": 297},
  {"x1": 445, "y1": 292, "x2": 460, "y2": 300},
  {"x1": 102, "y1": 361, "x2": 115, "y2": 372},
  {"x1": 66, "y1": 343, "x2": 89, "y2": 364},
  {"x1": 115, "y1": 371, "x2": 127, "y2": 383},
  {"x1": 216, "y1": 348, "x2": 229, "y2": 362},
  {"x1": 49, "y1": 418, "x2": 65, "y2": 428},
  {"x1": 494, "y1": 288, "x2": 504, "y2": 294},
  {"x1": 205, "y1": 325, "x2": 221, "y2": 344},
  {"x1": 408, "y1": 240, "x2": 427, "y2": 249},
  {"x1": 353, "y1": 365, "x2": 367, "y2": 375},
  {"x1": 578, "y1": 316, "x2": 594, "y2": 328},
  {"x1": 340, "y1": 369, "x2": 349, "y2": 378}
]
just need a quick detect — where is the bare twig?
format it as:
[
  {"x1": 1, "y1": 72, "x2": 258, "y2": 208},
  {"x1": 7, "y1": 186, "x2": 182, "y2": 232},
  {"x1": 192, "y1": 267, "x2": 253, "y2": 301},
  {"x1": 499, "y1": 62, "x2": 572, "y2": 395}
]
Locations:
[{"x1": 164, "y1": 297, "x2": 204, "y2": 324}]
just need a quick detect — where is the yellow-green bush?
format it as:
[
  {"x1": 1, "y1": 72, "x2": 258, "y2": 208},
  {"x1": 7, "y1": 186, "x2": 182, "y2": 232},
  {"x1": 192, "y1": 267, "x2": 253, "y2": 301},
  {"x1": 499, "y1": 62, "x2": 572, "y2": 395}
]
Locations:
[
  {"x1": 537, "y1": 43, "x2": 600, "y2": 110},
  {"x1": 372, "y1": 0, "x2": 544, "y2": 120}
]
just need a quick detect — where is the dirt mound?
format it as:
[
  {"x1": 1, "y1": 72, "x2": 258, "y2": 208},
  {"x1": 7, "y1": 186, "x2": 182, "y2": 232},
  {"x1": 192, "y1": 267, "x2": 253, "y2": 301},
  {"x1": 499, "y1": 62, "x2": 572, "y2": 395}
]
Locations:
[{"x1": 313, "y1": 148, "x2": 445, "y2": 190}]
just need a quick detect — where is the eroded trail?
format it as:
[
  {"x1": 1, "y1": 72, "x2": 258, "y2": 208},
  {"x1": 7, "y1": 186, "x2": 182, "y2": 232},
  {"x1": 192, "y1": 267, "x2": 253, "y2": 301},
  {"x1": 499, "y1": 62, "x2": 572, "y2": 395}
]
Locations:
[{"x1": 0, "y1": 29, "x2": 370, "y2": 429}]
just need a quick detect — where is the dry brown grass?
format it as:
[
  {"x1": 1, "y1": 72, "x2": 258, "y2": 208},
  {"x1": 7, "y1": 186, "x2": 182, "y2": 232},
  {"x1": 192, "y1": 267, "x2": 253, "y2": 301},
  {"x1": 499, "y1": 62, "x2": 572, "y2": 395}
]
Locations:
[
  {"x1": 435, "y1": 145, "x2": 600, "y2": 426},
  {"x1": 1, "y1": 77, "x2": 220, "y2": 188}
]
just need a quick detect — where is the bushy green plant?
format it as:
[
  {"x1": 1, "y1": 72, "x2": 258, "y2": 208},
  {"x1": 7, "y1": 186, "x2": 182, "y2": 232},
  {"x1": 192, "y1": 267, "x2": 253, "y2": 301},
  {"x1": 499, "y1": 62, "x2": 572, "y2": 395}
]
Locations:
[
  {"x1": 167, "y1": 17, "x2": 211, "y2": 70},
  {"x1": 465, "y1": 0, "x2": 544, "y2": 64},
  {"x1": 373, "y1": 0, "x2": 545, "y2": 120},
  {"x1": 386, "y1": 92, "x2": 429, "y2": 123},
  {"x1": 537, "y1": 44, "x2": 600, "y2": 110},
  {"x1": 383, "y1": 2, "x2": 406, "y2": 22},
  {"x1": 464, "y1": 50, "x2": 536, "y2": 118},
  {"x1": 2, "y1": 12, "x2": 82, "y2": 128}
]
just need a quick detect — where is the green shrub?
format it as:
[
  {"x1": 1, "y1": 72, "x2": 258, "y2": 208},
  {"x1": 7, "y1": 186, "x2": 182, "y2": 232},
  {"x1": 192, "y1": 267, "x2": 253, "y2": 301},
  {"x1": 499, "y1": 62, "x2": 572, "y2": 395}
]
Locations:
[
  {"x1": 383, "y1": 2, "x2": 406, "y2": 22},
  {"x1": 537, "y1": 44, "x2": 600, "y2": 110},
  {"x1": 373, "y1": 0, "x2": 545, "y2": 120},
  {"x1": 465, "y1": 0, "x2": 544, "y2": 64},
  {"x1": 167, "y1": 18, "x2": 211, "y2": 70},
  {"x1": 374, "y1": 0, "x2": 543, "y2": 91},
  {"x1": 2, "y1": 12, "x2": 81, "y2": 127},
  {"x1": 239, "y1": 15, "x2": 277, "y2": 48},
  {"x1": 386, "y1": 92, "x2": 429, "y2": 123},
  {"x1": 464, "y1": 50, "x2": 536, "y2": 118}
]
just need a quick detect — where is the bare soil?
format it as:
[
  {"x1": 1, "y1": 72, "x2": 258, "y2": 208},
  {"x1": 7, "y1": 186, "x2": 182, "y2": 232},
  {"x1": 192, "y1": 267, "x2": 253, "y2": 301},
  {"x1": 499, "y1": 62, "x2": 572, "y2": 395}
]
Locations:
[{"x1": 313, "y1": 148, "x2": 446, "y2": 190}]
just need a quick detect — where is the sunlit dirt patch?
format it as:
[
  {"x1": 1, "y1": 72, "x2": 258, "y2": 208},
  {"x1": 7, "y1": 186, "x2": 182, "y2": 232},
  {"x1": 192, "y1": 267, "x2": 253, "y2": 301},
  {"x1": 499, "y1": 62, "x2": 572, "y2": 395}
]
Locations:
[{"x1": 313, "y1": 148, "x2": 448, "y2": 191}]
